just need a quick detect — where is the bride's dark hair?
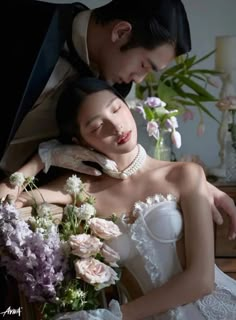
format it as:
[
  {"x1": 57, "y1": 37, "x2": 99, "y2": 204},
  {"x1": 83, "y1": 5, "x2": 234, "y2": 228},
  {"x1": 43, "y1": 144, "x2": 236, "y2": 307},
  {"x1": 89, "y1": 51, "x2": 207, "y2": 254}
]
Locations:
[{"x1": 56, "y1": 77, "x2": 126, "y2": 144}]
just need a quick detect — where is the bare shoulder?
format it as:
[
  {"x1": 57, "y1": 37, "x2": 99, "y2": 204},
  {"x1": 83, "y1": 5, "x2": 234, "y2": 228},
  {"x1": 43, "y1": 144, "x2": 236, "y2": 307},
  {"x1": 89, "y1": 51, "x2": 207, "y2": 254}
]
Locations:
[
  {"x1": 147, "y1": 158, "x2": 205, "y2": 182},
  {"x1": 169, "y1": 161, "x2": 205, "y2": 180},
  {"x1": 166, "y1": 162, "x2": 207, "y2": 197},
  {"x1": 140, "y1": 158, "x2": 204, "y2": 199}
]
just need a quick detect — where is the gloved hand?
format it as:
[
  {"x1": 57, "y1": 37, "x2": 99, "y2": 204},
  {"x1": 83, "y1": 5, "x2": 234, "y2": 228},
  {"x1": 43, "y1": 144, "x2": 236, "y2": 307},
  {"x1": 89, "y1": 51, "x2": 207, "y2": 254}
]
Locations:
[
  {"x1": 38, "y1": 139, "x2": 118, "y2": 176},
  {"x1": 51, "y1": 299, "x2": 122, "y2": 320}
]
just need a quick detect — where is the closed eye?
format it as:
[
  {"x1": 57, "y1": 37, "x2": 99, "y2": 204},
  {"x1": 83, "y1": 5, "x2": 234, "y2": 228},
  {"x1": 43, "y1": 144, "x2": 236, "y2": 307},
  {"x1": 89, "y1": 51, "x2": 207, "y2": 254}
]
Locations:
[
  {"x1": 91, "y1": 123, "x2": 103, "y2": 132},
  {"x1": 113, "y1": 106, "x2": 121, "y2": 113}
]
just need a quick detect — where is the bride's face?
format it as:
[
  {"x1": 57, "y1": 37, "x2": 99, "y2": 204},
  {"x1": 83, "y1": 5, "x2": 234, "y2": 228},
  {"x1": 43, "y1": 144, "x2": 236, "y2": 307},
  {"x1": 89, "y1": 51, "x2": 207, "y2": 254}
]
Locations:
[{"x1": 77, "y1": 90, "x2": 138, "y2": 156}]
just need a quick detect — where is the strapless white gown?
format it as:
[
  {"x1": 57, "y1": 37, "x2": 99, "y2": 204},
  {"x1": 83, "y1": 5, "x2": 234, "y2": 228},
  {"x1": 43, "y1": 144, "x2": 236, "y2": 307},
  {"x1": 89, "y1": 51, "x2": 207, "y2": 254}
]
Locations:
[{"x1": 108, "y1": 194, "x2": 236, "y2": 320}]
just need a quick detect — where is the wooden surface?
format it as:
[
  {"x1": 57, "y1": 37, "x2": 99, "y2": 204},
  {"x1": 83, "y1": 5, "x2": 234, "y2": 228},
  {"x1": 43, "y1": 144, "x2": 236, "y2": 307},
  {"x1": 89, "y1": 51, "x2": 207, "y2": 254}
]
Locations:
[
  {"x1": 215, "y1": 258, "x2": 236, "y2": 280},
  {"x1": 215, "y1": 212, "x2": 236, "y2": 257},
  {"x1": 19, "y1": 203, "x2": 63, "y2": 221}
]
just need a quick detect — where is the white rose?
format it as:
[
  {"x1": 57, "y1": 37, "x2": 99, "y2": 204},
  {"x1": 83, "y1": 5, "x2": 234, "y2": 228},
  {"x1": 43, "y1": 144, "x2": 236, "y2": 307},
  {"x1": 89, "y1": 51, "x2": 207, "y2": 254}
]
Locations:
[
  {"x1": 88, "y1": 218, "x2": 121, "y2": 240},
  {"x1": 77, "y1": 203, "x2": 96, "y2": 221},
  {"x1": 101, "y1": 243, "x2": 120, "y2": 267},
  {"x1": 69, "y1": 234, "x2": 102, "y2": 258},
  {"x1": 74, "y1": 257, "x2": 119, "y2": 290},
  {"x1": 9, "y1": 172, "x2": 25, "y2": 187}
]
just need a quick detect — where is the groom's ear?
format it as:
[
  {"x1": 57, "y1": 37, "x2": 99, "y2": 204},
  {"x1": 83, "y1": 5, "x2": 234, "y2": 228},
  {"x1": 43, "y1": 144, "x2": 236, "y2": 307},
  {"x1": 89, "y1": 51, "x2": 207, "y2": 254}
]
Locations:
[{"x1": 111, "y1": 21, "x2": 132, "y2": 43}]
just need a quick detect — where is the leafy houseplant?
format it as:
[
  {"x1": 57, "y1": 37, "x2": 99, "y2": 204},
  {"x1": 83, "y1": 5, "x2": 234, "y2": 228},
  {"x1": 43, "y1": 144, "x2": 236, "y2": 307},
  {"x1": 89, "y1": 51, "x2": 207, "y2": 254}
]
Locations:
[
  {"x1": 136, "y1": 50, "x2": 221, "y2": 122},
  {"x1": 135, "y1": 50, "x2": 221, "y2": 160}
]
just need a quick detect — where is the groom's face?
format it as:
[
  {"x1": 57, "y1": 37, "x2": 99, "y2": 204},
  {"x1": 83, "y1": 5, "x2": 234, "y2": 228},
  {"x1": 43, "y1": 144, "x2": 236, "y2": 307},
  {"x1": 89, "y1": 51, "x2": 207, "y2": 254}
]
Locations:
[{"x1": 100, "y1": 42, "x2": 175, "y2": 86}]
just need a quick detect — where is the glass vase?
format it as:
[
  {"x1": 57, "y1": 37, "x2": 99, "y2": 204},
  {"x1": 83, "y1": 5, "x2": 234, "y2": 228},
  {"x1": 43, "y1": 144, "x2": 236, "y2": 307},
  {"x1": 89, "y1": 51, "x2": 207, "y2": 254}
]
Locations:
[{"x1": 153, "y1": 132, "x2": 171, "y2": 161}]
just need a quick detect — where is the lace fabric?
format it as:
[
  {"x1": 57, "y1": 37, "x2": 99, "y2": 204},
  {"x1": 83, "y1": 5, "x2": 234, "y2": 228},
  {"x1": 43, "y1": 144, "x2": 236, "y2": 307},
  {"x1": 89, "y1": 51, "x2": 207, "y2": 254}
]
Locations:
[
  {"x1": 130, "y1": 216, "x2": 162, "y2": 285},
  {"x1": 38, "y1": 139, "x2": 61, "y2": 173},
  {"x1": 196, "y1": 268, "x2": 236, "y2": 320}
]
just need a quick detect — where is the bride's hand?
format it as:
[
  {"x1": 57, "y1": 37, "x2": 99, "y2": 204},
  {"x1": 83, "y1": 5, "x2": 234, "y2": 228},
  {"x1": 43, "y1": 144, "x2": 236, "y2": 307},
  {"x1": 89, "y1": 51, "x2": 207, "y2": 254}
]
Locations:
[
  {"x1": 207, "y1": 182, "x2": 236, "y2": 240},
  {"x1": 38, "y1": 139, "x2": 118, "y2": 176}
]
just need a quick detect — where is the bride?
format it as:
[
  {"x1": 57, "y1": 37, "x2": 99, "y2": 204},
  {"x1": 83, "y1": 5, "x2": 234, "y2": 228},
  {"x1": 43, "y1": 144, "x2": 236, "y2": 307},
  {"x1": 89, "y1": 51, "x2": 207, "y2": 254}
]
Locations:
[{"x1": 3, "y1": 78, "x2": 236, "y2": 319}]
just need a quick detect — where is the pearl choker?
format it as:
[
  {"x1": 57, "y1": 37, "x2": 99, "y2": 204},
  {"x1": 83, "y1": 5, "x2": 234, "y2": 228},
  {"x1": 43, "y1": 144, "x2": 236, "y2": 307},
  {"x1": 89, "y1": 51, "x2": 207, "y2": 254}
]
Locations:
[{"x1": 104, "y1": 144, "x2": 147, "y2": 180}]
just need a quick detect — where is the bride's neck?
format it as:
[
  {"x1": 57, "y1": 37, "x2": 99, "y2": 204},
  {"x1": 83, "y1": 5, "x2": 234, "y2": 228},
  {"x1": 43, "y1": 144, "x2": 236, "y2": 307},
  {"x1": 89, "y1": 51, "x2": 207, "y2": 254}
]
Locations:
[{"x1": 107, "y1": 145, "x2": 139, "y2": 171}]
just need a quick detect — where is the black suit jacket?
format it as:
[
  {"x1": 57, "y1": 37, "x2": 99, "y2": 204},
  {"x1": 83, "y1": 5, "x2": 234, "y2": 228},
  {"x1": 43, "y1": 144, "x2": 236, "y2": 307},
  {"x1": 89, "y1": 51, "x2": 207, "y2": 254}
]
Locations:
[{"x1": 3, "y1": 0, "x2": 132, "y2": 162}]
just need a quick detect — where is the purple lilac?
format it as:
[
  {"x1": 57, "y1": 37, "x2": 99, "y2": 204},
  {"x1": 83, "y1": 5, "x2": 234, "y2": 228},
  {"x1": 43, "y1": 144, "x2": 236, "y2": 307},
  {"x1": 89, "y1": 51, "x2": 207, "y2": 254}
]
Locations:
[{"x1": 0, "y1": 203, "x2": 68, "y2": 302}]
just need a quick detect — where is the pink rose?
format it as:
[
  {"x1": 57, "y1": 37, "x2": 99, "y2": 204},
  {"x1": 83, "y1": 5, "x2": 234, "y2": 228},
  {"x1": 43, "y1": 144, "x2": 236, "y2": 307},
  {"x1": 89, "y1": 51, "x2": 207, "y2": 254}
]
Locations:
[
  {"x1": 101, "y1": 244, "x2": 120, "y2": 267},
  {"x1": 88, "y1": 218, "x2": 121, "y2": 240},
  {"x1": 69, "y1": 234, "x2": 102, "y2": 258},
  {"x1": 74, "y1": 257, "x2": 119, "y2": 289}
]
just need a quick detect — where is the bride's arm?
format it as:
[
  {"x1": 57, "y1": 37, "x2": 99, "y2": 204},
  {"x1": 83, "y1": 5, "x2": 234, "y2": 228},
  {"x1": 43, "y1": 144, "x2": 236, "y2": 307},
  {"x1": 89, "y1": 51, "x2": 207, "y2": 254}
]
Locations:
[
  {"x1": 121, "y1": 163, "x2": 215, "y2": 320},
  {"x1": 15, "y1": 174, "x2": 73, "y2": 207},
  {"x1": 0, "y1": 154, "x2": 44, "y2": 200}
]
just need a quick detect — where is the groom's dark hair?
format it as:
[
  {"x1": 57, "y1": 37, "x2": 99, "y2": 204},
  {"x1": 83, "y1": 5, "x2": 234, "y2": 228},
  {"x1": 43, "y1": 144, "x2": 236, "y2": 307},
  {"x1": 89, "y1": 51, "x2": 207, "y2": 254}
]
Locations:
[{"x1": 92, "y1": 0, "x2": 191, "y2": 56}]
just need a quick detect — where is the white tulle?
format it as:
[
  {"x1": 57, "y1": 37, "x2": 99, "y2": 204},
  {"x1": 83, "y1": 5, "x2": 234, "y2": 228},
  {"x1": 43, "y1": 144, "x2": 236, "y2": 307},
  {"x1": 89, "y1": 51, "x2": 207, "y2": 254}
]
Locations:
[{"x1": 109, "y1": 194, "x2": 236, "y2": 320}]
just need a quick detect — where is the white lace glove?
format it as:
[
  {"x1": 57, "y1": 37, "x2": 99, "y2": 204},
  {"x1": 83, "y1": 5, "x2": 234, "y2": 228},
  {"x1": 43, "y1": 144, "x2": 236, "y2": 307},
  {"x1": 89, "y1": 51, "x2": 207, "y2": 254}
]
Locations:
[
  {"x1": 51, "y1": 300, "x2": 122, "y2": 320},
  {"x1": 38, "y1": 139, "x2": 118, "y2": 176}
]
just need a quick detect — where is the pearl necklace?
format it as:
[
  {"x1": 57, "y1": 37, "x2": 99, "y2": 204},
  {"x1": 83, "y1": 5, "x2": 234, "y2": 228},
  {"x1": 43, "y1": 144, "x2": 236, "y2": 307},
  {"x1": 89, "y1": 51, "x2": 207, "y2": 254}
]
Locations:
[{"x1": 104, "y1": 144, "x2": 147, "y2": 180}]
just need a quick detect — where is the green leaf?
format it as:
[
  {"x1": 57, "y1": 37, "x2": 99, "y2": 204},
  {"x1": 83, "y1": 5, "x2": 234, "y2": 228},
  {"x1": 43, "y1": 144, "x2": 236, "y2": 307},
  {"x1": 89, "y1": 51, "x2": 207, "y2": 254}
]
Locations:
[
  {"x1": 174, "y1": 98, "x2": 197, "y2": 106},
  {"x1": 186, "y1": 93, "x2": 218, "y2": 102},
  {"x1": 188, "y1": 69, "x2": 222, "y2": 75},
  {"x1": 191, "y1": 74, "x2": 207, "y2": 82},
  {"x1": 161, "y1": 63, "x2": 184, "y2": 77},
  {"x1": 184, "y1": 55, "x2": 197, "y2": 68},
  {"x1": 144, "y1": 107, "x2": 154, "y2": 121},
  {"x1": 189, "y1": 95, "x2": 219, "y2": 123},
  {"x1": 192, "y1": 49, "x2": 216, "y2": 65},
  {"x1": 153, "y1": 106, "x2": 170, "y2": 117},
  {"x1": 157, "y1": 80, "x2": 178, "y2": 102},
  {"x1": 175, "y1": 75, "x2": 217, "y2": 100},
  {"x1": 135, "y1": 84, "x2": 147, "y2": 100}
]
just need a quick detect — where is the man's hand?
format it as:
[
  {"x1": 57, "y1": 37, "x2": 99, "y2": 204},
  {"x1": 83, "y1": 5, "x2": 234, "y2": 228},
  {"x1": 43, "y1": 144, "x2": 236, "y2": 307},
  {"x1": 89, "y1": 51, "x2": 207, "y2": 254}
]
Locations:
[
  {"x1": 207, "y1": 182, "x2": 236, "y2": 240},
  {"x1": 38, "y1": 139, "x2": 118, "y2": 176}
]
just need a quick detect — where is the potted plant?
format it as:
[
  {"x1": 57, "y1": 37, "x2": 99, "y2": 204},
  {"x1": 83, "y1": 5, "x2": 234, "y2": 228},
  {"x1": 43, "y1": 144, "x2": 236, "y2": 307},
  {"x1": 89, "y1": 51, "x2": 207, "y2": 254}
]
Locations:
[{"x1": 134, "y1": 50, "x2": 221, "y2": 160}]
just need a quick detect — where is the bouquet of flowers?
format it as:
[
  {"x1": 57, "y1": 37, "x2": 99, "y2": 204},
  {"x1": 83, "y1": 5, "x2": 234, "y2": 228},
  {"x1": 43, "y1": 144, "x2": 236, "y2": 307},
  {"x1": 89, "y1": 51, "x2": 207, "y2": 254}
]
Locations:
[{"x1": 0, "y1": 172, "x2": 122, "y2": 319}]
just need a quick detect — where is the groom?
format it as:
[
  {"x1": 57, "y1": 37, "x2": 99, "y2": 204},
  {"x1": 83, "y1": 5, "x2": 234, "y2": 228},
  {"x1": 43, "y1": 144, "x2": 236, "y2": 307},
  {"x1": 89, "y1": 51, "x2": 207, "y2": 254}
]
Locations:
[{"x1": 2, "y1": 0, "x2": 236, "y2": 236}]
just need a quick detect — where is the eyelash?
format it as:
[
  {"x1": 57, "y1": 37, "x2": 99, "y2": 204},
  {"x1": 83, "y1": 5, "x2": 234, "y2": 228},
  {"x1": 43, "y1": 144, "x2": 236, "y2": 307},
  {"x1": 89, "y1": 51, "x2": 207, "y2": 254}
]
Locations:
[
  {"x1": 91, "y1": 106, "x2": 121, "y2": 132},
  {"x1": 113, "y1": 106, "x2": 121, "y2": 113},
  {"x1": 92, "y1": 123, "x2": 103, "y2": 132}
]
